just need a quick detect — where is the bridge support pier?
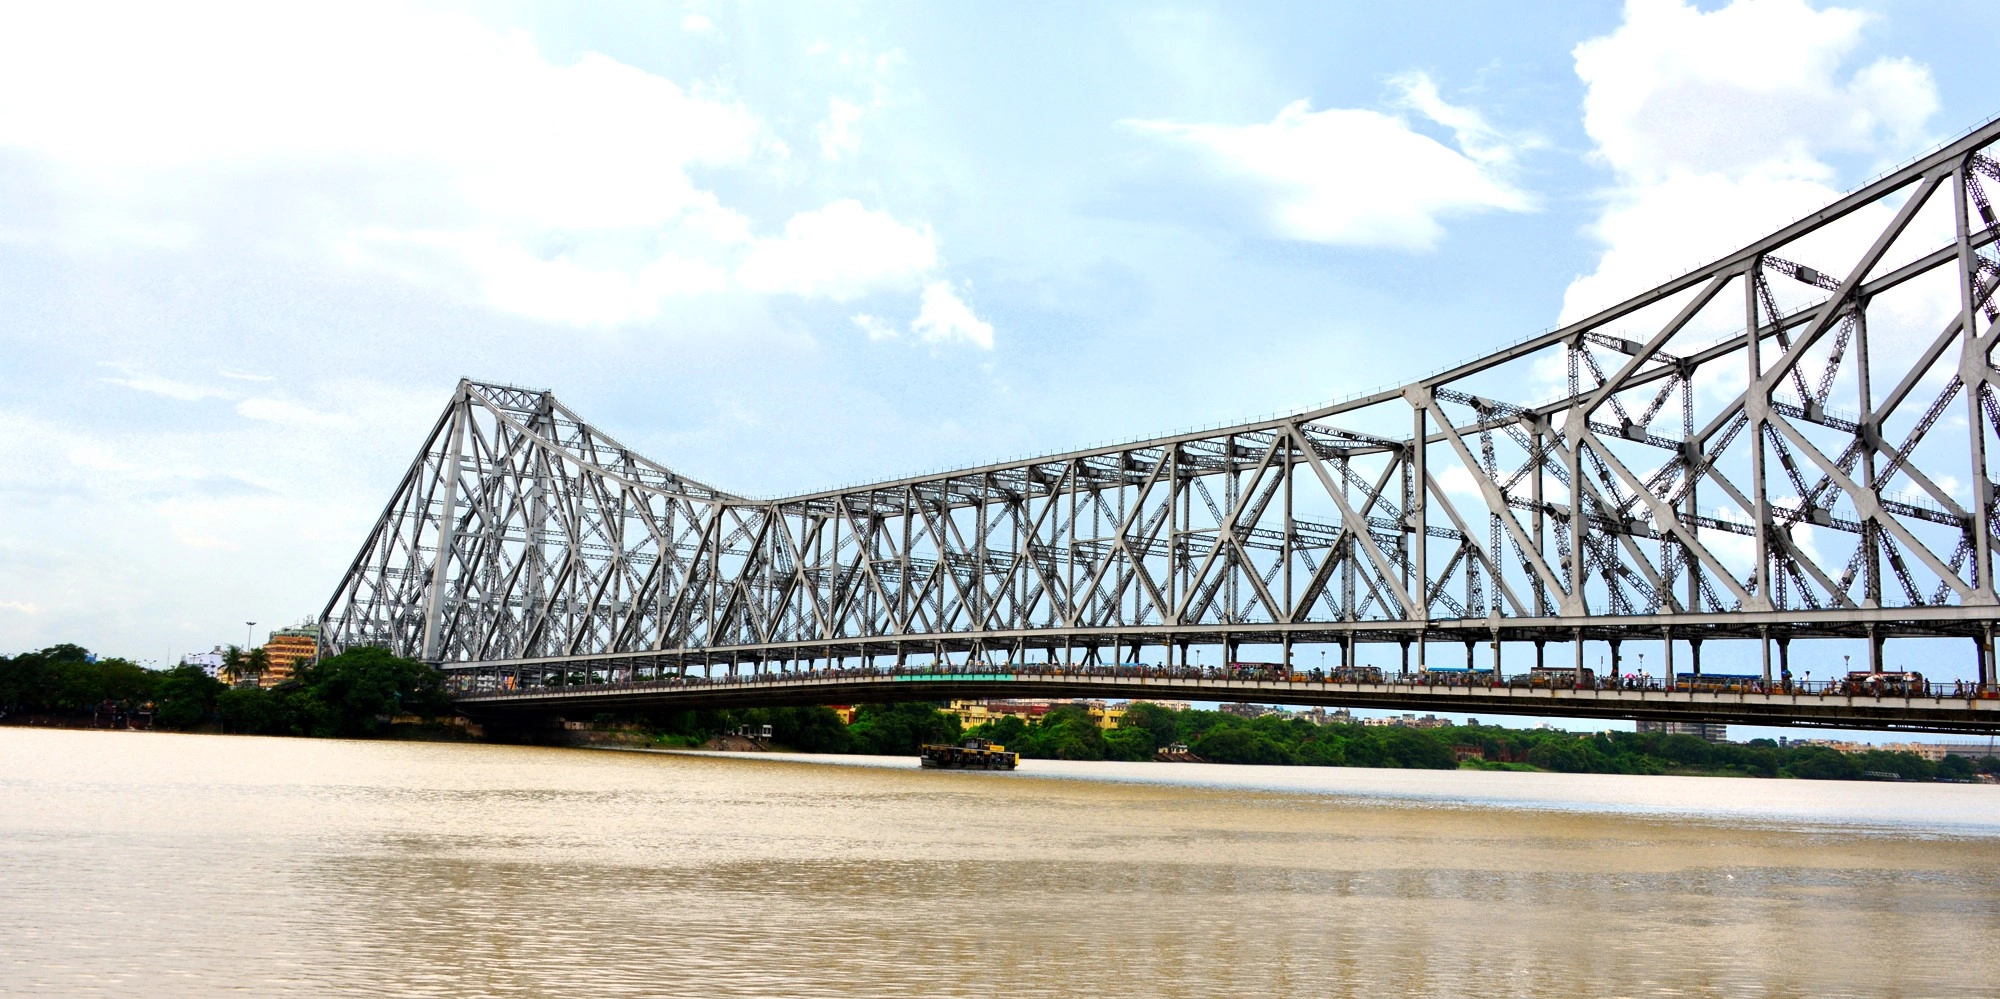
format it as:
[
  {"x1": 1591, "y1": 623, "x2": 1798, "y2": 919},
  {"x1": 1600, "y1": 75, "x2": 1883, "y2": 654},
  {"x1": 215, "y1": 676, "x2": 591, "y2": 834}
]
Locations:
[
  {"x1": 1690, "y1": 639, "x2": 1702, "y2": 684},
  {"x1": 1572, "y1": 628, "x2": 1584, "y2": 687},
  {"x1": 1464, "y1": 640, "x2": 1475, "y2": 669},
  {"x1": 1533, "y1": 639, "x2": 1545, "y2": 670},
  {"x1": 1759, "y1": 626, "x2": 1771, "y2": 684},
  {"x1": 1868, "y1": 624, "x2": 1883, "y2": 674},
  {"x1": 1777, "y1": 635, "x2": 1791, "y2": 686},
  {"x1": 1609, "y1": 639, "x2": 1622, "y2": 681},
  {"x1": 1399, "y1": 639, "x2": 1411, "y2": 675},
  {"x1": 1661, "y1": 627, "x2": 1672, "y2": 684},
  {"x1": 1983, "y1": 626, "x2": 1995, "y2": 687}
]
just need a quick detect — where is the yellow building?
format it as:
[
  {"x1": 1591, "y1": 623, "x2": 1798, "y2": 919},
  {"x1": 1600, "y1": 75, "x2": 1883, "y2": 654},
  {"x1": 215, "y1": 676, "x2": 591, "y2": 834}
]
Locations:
[
  {"x1": 947, "y1": 699, "x2": 1127, "y2": 730},
  {"x1": 258, "y1": 625, "x2": 319, "y2": 687},
  {"x1": 1087, "y1": 702, "x2": 1127, "y2": 730}
]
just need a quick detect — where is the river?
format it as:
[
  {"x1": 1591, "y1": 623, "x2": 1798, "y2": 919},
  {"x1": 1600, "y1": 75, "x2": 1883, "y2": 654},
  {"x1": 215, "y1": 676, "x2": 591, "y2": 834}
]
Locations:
[{"x1": 3, "y1": 728, "x2": 1997, "y2": 997}]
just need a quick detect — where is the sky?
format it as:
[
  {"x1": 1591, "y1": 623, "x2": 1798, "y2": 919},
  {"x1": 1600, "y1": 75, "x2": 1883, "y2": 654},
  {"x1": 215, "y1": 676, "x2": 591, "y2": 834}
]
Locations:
[{"x1": 1, "y1": 0, "x2": 1996, "y2": 736}]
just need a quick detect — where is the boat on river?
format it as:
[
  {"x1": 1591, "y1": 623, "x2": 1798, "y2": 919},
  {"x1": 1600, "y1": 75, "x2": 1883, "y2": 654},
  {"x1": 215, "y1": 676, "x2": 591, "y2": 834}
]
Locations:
[{"x1": 919, "y1": 737, "x2": 1019, "y2": 770}]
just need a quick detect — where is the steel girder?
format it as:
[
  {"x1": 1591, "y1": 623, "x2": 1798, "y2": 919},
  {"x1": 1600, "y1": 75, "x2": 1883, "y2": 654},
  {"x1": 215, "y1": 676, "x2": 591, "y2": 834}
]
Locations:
[{"x1": 324, "y1": 118, "x2": 2000, "y2": 684}]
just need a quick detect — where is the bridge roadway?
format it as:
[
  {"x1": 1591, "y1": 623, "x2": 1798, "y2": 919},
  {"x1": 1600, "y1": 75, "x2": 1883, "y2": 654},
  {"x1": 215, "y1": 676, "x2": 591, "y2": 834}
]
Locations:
[{"x1": 449, "y1": 665, "x2": 2000, "y2": 735}]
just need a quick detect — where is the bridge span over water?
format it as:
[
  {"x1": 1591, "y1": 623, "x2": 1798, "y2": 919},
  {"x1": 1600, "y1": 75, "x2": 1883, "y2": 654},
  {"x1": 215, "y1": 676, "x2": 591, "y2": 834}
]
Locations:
[{"x1": 325, "y1": 118, "x2": 2000, "y2": 734}]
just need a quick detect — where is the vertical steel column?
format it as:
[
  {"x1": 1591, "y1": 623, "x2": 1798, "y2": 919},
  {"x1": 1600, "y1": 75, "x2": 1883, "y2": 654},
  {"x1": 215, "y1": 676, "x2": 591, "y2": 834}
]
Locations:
[
  {"x1": 1531, "y1": 426, "x2": 1546, "y2": 615},
  {"x1": 1746, "y1": 264, "x2": 1772, "y2": 610},
  {"x1": 419, "y1": 389, "x2": 469, "y2": 663},
  {"x1": 1855, "y1": 311, "x2": 1881, "y2": 607},
  {"x1": 1984, "y1": 625, "x2": 1996, "y2": 687},
  {"x1": 1955, "y1": 162, "x2": 1996, "y2": 599},
  {"x1": 1759, "y1": 625, "x2": 1772, "y2": 684},
  {"x1": 1283, "y1": 438, "x2": 1294, "y2": 624},
  {"x1": 1411, "y1": 400, "x2": 1427, "y2": 634},
  {"x1": 1566, "y1": 339, "x2": 1586, "y2": 614},
  {"x1": 1572, "y1": 627, "x2": 1585, "y2": 686}
]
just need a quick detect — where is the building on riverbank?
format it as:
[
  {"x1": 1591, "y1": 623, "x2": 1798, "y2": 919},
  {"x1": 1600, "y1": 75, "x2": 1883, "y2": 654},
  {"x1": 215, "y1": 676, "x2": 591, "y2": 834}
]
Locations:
[
  {"x1": 1636, "y1": 719, "x2": 1729, "y2": 743},
  {"x1": 180, "y1": 647, "x2": 227, "y2": 679},
  {"x1": 257, "y1": 625, "x2": 319, "y2": 688},
  {"x1": 1802, "y1": 739, "x2": 2000, "y2": 761},
  {"x1": 947, "y1": 698, "x2": 1129, "y2": 730}
]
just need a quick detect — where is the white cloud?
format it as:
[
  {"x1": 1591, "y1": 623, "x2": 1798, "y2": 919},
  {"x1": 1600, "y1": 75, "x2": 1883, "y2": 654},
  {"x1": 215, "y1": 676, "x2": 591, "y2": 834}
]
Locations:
[
  {"x1": 911, "y1": 282, "x2": 994, "y2": 350},
  {"x1": 0, "y1": 1, "x2": 968, "y2": 330},
  {"x1": 852, "y1": 313, "x2": 899, "y2": 341},
  {"x1": 101, "y1": 373, "x2": 232, "y2": 401},
  {"x1": 847, "y1": 283, "x2": 995, "y2": 350},
  {"x1": 0, "y1": 381, "x2": 441, "y2": 654},
  {"x1": 682, "y1": 13, "x2": 714, "y2": 34},
  {"x1": 737, "y1": 199, "x2": 938, "y2": 300},
  {"x1": 819, "y1": 96, "x2": 866, "y2": 160},
  {"x1": 218, "y1": 369, "x2": 277, "y2": 382},
  {"x1": 0, "y1": 601, "x2": 41, "y2": 615},
  {"x1": 235, "y1": 398, "x2": 357, "y2": 429},
  {"x1": 1560, "y1": 0, "x2": 1940, "y2": 322},
  {"x1": 1124, "y1": 73, "x2": 1534, "y2": 249}
]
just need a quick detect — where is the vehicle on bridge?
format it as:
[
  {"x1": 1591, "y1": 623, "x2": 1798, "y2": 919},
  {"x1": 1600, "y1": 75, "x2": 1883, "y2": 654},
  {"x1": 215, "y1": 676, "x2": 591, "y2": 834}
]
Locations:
[
  {"x1": 1515, "y1": 665, "x2": 1597, "y2": 689},
  {"x1": 1676, "y1": 673, "x2": 1766, "y2": 694},
  {"x1": 1330, "y1": 665, "x2": 1385, "y2": 684},
  {"x1": 1419, "y1": 666, "x2": 1496, "y2": 687},
  {"x1": 920, "y1": 738, "x2": 1019, "y2": 771},
  {"x1": 1842, "y1": 671, "x2": 1928, "y2": 697}
]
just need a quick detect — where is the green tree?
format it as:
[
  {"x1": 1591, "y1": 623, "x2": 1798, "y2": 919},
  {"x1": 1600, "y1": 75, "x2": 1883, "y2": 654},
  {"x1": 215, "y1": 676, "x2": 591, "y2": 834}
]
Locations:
[
  {"x1": 1034, "y1": 705, "x2": 1112, "y2": 760},
  {"x1": 292, "y1": 647, "x2": 447, "y2": 737},
  {"x1": 152, "y1": 664, "x2": 224, "y2": 730},
  {"x1": 846, "y1": 702, "x2": 960, "y2": 755},
  {"x1": 217, "y1": 686, "x2": 284, "y2": 734},
  {"x1": 971, "y1": 714, "x2": 1031, "y2": 748},
  {"x1": 770, "y1": 705, "x2": 854, "y2": 753},
  {"x1": 1936, "y1": 754, "x2": 1978, "y2": 781},
  {"x1": 1781, "y1": 745, "x2": 1860, "y2": 780},
  {"x1": 1376, "y1": 727, "x2": 1460, "y2": 769},
  {"x1": 219, "y1": 646, "x2": 247, "y2": 687},
  {"x1": 1528, "y1": 736, "x2": 1610, "y2": 773},
  {"x1": 1103, "y1": 725, "x2": 1157, "y2": 761},
  {"x1": 1192, "y1": 726, "x2": 1296, "y2": 765},
  {"x1": 1854, "y1": 749, "x2": 1934, "y2": 781},
  {"x1": 1121, "y1": 702, "x2": 1181, "y2": 747},
  {"x1": 245, "y1": 646, "x2": 271, "y2": 685}
]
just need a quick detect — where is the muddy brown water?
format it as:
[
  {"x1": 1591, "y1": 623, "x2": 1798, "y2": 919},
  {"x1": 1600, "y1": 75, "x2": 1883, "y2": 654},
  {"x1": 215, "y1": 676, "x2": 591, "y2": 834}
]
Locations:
[{"x1": 3, "y1": 728, "x2": 1997, "y2": 997}]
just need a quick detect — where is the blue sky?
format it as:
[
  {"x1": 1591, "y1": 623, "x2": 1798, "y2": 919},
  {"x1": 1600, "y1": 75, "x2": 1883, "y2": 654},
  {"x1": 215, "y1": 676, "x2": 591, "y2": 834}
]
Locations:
[{"x1": 1, "y1": 0, "x2": 1994, "y2": 733}]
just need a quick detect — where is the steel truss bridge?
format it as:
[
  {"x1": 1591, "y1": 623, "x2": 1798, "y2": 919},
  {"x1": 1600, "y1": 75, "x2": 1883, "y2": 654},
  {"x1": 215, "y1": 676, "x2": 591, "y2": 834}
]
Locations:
[{"x1": 322, "y1": 119, "x2": 2000, "y2": 735}]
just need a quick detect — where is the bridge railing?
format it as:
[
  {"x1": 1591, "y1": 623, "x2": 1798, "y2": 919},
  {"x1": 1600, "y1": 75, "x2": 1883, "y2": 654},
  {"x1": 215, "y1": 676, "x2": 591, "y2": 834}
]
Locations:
[{"x1": 446, "y1": 661, "x2": 2000, "y2": 702}]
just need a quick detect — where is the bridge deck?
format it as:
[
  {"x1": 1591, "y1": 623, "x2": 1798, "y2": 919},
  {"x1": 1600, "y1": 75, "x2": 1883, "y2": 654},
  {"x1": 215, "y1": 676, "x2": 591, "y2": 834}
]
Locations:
[{"x1": 451, "y1": 668, "x2": 2000, "y2": 735}]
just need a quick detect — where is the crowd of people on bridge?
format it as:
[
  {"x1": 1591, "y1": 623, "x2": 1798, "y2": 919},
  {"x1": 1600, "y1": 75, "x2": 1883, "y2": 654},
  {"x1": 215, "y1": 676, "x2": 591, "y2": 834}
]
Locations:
[{"x1": 450, "y1": 658, "x2": 1995, "y2": 701}]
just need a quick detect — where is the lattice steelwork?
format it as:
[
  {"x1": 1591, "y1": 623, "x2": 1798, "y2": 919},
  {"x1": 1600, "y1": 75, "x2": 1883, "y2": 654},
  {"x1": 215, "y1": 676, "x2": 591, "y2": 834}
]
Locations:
[{"x1": 325, "y1": 120, "x2": 2000, "y2": 685}]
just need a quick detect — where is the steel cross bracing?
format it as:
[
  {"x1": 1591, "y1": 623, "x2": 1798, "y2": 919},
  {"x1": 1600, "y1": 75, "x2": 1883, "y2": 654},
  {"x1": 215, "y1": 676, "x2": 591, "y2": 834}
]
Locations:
[{"x1": 325, "y1": 118, "x2": 2000, "y2": 694}]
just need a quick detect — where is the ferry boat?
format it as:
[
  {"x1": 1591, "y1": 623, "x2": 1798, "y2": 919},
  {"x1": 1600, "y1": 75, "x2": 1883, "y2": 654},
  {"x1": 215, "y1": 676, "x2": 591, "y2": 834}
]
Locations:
[{"x1": 919, "y1": 737, "x2": 1019, "y2": 770}]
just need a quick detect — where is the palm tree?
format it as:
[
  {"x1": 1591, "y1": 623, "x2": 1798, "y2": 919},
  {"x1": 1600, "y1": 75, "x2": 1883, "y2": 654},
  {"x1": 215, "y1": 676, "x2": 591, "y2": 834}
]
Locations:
[
  {"x1": 246, "y1": 646, "x2": 271, "y2": 686},
  {"x1": 220, "y1": 645, "x2": 246, "y2": 686}
]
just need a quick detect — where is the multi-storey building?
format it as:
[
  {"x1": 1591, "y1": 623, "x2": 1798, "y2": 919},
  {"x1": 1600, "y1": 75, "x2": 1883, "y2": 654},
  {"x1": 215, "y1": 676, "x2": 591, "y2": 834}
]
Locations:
[
  {"x1": 181, "y1": 647, "x2": 227, "y2": 679},
  {"x1": 1635, "y1": 720, "x2": 1729, "y2": 743},
  {"x1": 258, "y1": 625, "x2": 320, "y2": 687}
]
